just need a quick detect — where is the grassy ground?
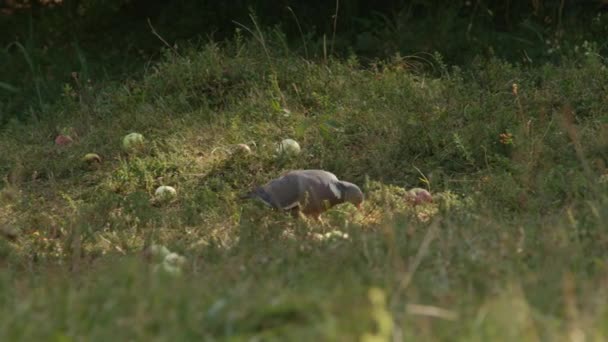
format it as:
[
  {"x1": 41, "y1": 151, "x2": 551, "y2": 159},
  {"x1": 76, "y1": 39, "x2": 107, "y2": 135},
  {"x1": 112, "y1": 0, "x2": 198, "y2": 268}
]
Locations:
[{"x1": 1, "y1": 37, "x2": 607, "y2": 341}]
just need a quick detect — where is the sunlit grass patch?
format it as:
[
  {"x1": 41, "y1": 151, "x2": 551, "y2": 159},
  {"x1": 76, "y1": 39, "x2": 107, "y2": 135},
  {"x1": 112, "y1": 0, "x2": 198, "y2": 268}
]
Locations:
[{"x1": 0, "y1": 36, "x2": 607, "y2": 340}]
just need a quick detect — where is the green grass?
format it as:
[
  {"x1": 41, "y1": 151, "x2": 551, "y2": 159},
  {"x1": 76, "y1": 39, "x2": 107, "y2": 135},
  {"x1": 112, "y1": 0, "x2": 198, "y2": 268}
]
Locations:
[{"x1": 0, "y1": 37, "x2": 607, "y2": 341}]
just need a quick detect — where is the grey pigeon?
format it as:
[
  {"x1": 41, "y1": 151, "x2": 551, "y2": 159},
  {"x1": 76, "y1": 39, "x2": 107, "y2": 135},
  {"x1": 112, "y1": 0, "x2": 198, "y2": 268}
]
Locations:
[{"x1": 244, "y1": 170, "x2": 364, "y2": 219}]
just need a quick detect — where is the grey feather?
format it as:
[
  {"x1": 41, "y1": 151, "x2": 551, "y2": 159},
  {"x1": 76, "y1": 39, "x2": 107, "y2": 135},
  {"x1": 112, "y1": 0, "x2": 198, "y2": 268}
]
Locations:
[{"x1": 246, "y1": 170, "x2": 362, "y2": 217}]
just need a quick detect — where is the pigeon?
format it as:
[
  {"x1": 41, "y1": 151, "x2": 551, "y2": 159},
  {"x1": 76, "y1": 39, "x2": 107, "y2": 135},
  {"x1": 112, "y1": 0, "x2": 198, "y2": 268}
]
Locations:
[{"x1": 243, "y1": 170, "x2": 364, "y2": 219}]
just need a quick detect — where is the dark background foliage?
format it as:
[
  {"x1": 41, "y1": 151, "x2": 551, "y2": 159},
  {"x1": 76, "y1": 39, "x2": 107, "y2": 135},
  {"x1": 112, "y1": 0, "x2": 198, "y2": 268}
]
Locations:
[{"x1": 1, "y1": 0, "x2": 607, "y2": 125}]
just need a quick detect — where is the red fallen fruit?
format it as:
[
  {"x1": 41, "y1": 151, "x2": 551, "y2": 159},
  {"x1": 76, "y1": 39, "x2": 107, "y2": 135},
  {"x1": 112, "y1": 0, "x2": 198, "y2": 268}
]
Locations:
[
  {"x1": 55, "y1": 135, "x2": 73, "y2": 146},
  {"x1": 405, "y1": 188, "x2": 433, "y2": 206}
]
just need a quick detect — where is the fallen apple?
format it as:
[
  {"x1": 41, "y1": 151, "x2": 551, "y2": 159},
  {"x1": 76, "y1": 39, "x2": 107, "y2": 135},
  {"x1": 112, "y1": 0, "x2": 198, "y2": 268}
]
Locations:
[
  {"x1": 122, "y1": 132, "x2": 145, "y2": 151},
  {"x1": 405, "y1": 188, "x2": 433, "y2": 206},
  {"x1": 277, "y1": 138, "x2": 301, "y2": 156},
  {"x1": 155, "y1": 185, "x2": 177, "y2": 202},
  {"x1": 55, "y1": 135, "x2": 73, "y2": 146},
  {"x1": 82, "y1": 153, "x2": 102, "y2": 170}
]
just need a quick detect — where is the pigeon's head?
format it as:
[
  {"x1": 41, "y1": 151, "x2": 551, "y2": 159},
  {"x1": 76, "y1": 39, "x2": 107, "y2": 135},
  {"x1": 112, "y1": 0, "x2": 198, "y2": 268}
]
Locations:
[{"x1": 339, "y1": 181, "x2": 364, "y2": 209}]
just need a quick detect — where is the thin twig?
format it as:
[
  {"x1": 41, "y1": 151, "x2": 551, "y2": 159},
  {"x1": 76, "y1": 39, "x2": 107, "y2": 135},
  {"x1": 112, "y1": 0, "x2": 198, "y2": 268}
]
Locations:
[
  {"x1": 287, "y1": 6, "x2": 309, "y2": 59},
  {"x1": 406, "y1": 303, "x2": 459, "y2": 321},
  {"x1": 249, "y1": 13, "x2": 271, "y2": 62},
  {"x1": 330, "y1": 0, "x2": 339, "y2": 57},
  {"x1": 390, "y1": 219, "x2": 439, "y2": 307},
  {"x1": 560, "y1": 105, "x2": 597, "y2": 195},
  {"x1": 557, "y1": 0, "x2": 565, "y2": 34},
  {"x1": 147, "y1": 18, "x2": 181, "y2": 57},
  {"x1": 412, "y1": 165, "x2": 431, "y2": 191},
  {"x1": 232, "y1": 14, "x2": 272, "y2": 66},
  {"x1": 322, "y1": 34, "x2": 327, "y2": 64}
]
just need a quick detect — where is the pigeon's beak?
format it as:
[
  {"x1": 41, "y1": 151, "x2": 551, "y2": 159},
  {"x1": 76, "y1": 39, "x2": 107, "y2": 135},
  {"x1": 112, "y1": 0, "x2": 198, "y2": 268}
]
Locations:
[{"x1": 355, "y1": 203, "x2": 362, "y2": 210}]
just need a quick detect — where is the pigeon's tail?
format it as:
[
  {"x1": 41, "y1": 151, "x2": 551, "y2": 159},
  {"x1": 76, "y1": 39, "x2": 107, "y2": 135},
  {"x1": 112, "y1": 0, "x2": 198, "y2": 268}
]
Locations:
[{"x1": 240, "y1": 187, "x2": 276, "y2": 208}]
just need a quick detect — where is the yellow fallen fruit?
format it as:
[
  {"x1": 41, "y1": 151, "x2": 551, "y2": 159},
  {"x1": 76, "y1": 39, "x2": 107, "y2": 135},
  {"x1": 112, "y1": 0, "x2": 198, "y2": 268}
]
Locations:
[
  {"x1": 155, "y1": 185, "x2": 177, "y2": 202},
  {"x1": 122, "y1": 132, "x2": 145, "y2": 152},
  {"x1": 276, "y1": 138, "x2": 301, "y2": 156}
]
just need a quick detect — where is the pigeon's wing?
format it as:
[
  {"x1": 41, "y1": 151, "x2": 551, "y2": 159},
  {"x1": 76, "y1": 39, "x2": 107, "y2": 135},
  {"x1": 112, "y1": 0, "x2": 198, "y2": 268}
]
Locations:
[
  {"x1": 295, "y1": 170, "x2": 339, "y2": 182},
  {"x1": 259, "y1": 174, "x2": 302, "y2": 210},
  {"x1": 287, "y1": 170, "x2": 345, "y2": 215}
]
